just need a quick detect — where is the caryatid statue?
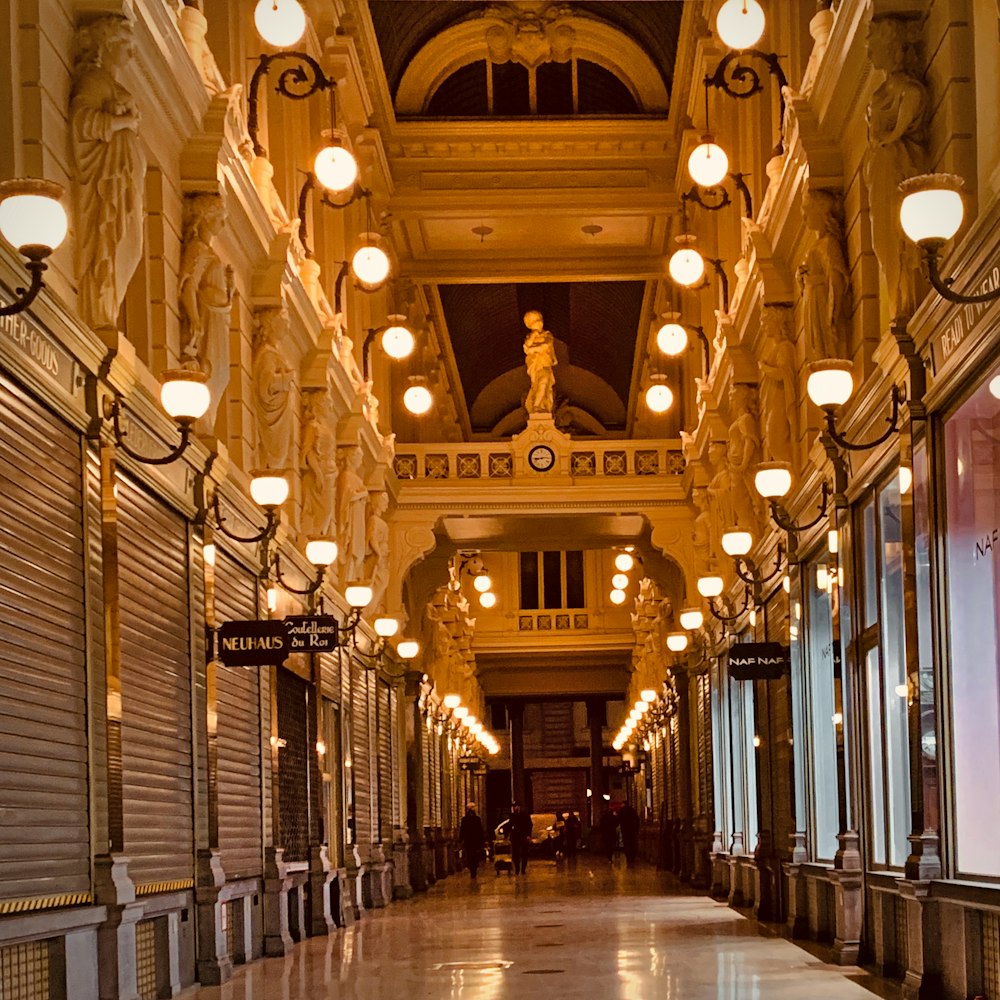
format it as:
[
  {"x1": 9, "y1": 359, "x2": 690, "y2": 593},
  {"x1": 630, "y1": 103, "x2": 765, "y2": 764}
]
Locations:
[
  {"x1": 757, "y1": 305, "x2": 798, "y2": 465},
  {"x1": 727, "y1": 384, "x2": 764, "y2": 535},
  {"x1": 299, "y1": 389, "x2": 338, "y2": 538},
  {"x1": 799, "y1": 189, "x2": 851, "y2": 360},
  {"x1": 523, "y1": 310, "x2": 557, "y2": 414},
  {"x1": 252, "y1": 305, "x2": 296, "y2": 471},
  {"x1": 335, "y1": 444, "x2": 368, "y2": 584},
  {"x1": 70, "y1": 15, "x2": 146, "y2": 331},
  {"x1": 363, "y1": 490, "x2": 390, "y2": 613},
  {"x1": 863, "y1": 15, "x2": 928, "y2": 321}
]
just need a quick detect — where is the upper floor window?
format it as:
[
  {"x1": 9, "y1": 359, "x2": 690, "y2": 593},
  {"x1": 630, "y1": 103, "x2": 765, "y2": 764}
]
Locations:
[{"x1": 519, "y1": 550, "x2": 585, "y2": 609}]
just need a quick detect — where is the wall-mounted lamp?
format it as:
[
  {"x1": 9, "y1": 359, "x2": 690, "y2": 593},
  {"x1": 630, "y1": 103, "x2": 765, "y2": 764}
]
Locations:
[
  {"x1": 697, "y1": 573, "x2": 751, "y2": 624},
  {"x1": 396, "y1": 639, "x2": 420, "y2": 660},
  {"x1": 899, "y1": 173, "x2": 1000, "y2": 305},
  {"x1": 403, "y1": 376, "x2": 433, "y2": 415},
  {"x1": 754, "y1": 462, "x2": 831, "y2": 534},
  {"x1": 806, "y1": 359, "x2": 901, "y2": 453},
  {"x1": 682, "y1": 173, "x2": 753, "y2": 220},
  {"x1": 721, "y1": 528, "x2": 784, "y2": 603},
  {"x1": 272, "y1": 537, "x2": 337, "y2": 609},
  {"x1": 679, "y1": 607, "x2": 705, "y2": 631},
  {"x1": 210, "y1": 474, "x2": 288, "y2": 570},
  {"x1": 667, "y1": 214, "x2": 730, "y2": 313},
  {"x1": 361, "y1": 314, "x2": 415, "y2": 380},
  {"x1": 644, "y1": 374, "x2": 674, "y2": 414},
  {"x1": 0, "y1": 179, "x2": 69, "y2": 317},
  {"x1": 297, "y1": 173, "x2": 369, "y2": 259}
]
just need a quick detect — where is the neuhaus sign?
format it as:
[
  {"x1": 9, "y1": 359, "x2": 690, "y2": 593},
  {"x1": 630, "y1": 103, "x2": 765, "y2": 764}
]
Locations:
[
  {"x1": 217, "y1": 620, "x2": 290, "y2": 667},
  {"x1": 728, "y1": 642, "x2": 789, "y2": 681}
]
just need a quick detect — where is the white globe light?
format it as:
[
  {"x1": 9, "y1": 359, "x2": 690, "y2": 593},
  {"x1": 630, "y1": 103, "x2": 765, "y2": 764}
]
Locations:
[
  {"x1": 351, "y1": 243, "x2": 391, "y2": 288},
  {"x1": 381, "y1": 324, "x2": 415, "y2": 360},
  {"x1": 313, "y1": 144, "x2": 358, "y2": 193},
  {"x1": 899, "y1": 175, "x2": 965, "y2": 245},
  {"x1": 722, "y1": 529, "x2": 753, "y2": 557},
  {"x1": 403, "y1": 383, "x2": 433, "y2": 415},
  {"x1": 716, "y1": 0, "x2": 766, "y2": 50},
  {"x1": 443, "y1": 694, "x2": 462, "y2": 710},
  {"x1": 250, "y1": 474, "x2": 289, "y2": 508},
  {"x1": 668, "y1": 245, "x2": 706, "y2": 286},
  {"x1": 657, "y1": 322, "x2": 689, "y2": 357},
  {"x1": 990, "y1": 375, "x2": 1000, "y2": 400},
  {"x1": 807, "y1": 360, "x2": 854, "y2": 409},
  {"x1": 609, "y1": 588, "x2": 627, "y2": 606},
  {"x1": 479, "y1": 591, "x2": 497, "y2": 609},
  {"x1": 254, "y1": 0, "x2": 307, "y2": 47},
  {"x1": 453, "y1": 706, "x2": 469, "y2": 720},
  {"x1": 688, "y1": 139, "x2": 730, "y2": 188},
  {"x1": 305, "y1": 537, "x2": 338, "y2": 567},
  {"x1": 636, "y1": 700, "x2": 650, "y2": 714},
  {"x1": 645, "y1": 381, "x2": 674, "y2": 413},
  {"x1": 614, "y1": 553, "x2": 635, "y2": 573},
  {"x1": 629, "y1": 708, "x2": 641, "y2": 721},
  {"x1": 159, "y1": 370, "x2": 210, "y2": 422},
  {"x1": 640, "y1": 689, "x2": 657, "y2": 703},
  {"x1": 473, "y1": 574, "x2": 492, "y2": 593},
  {"x1": 679, "y1": 608, "x2": 704, "y2": 631},
  {"x1": 396, "y1": 639, "x2": 420, "y2": 659},
  {"x1": 666, "y1": 632, "x2": 689, "y2": 653},
  {"x1": 374, "y1": 616, "x2": 399, "y2": 638},
  {"x1": 612, "y1": 573, "x2": 629, "y2": 590},
  {"x1": 697, "y1": 575, "x2": 724, "y2": 599},
  {"x1": 344, "y1": 583, "x2": 373, "y2": 609},
  {"x1": 754, "y1": 463, "x2": 792, "y2": 499},
  {"x1": 0, "y1": 179, "x2": 68, "y2": 253}
]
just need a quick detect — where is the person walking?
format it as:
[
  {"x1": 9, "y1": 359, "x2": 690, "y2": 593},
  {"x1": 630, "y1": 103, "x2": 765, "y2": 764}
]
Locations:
[
  {"x1": 564, "y1": 810, "x2": 582, "y2": 861},
  {"x1": 618, "y1": 800, "x2": 640, "y2": 866},
  {"x1": 459, "y1": 802, "x2": 486, "y2": 879},
  {"x1": 505, "y1": 802, "x2": 533, "y2": 876}
]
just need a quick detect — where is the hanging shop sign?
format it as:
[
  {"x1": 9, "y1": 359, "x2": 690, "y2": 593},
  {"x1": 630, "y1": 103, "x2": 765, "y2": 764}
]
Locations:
[
  {"x1": 459, "y1": 756, "x2": 483, "y2": 770},
  {"x1": 0, "y1": 311, "x2": 82, "y2": 399},
  {"x1": 216, "y1": 619, "x2": 291, "y2": 667},
  {"x1": 929, "y1": 265, "x2": 1000, "y2": 376},
  {"x1": 728, "y1": 641, "x2": 789, "y2": 681},
  {"x1": 284, "y1": 615, "x2": 339, "y2": 652}
]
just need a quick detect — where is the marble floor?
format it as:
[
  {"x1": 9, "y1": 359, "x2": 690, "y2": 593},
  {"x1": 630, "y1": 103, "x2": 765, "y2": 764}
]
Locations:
[{"x1": 182, "y1": 862, "x2": 895, "y2": 999}]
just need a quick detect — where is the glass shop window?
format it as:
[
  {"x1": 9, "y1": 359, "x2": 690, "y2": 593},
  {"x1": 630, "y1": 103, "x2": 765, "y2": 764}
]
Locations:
[
  {"x1": 857, "y1": 475, "x2": 911, "y2": 869},
  {"x1": 518, "y1": 550, "x2": 585, "y2": 609},
  {"x1": 943, "y1": 366, "x2": 1000, "y2": 877},
  {"x1": 727, "y1": 632, "x2": 759, "y2": 850}
]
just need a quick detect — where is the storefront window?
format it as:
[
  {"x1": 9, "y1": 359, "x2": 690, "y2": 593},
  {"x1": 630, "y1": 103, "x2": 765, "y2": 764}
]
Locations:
[
  {"x1": 727, "y1": 633, "x2": 758, "y2": 851},
  {"x1": 943, "y1": 368, "x2": 1000, "y2": 877}
]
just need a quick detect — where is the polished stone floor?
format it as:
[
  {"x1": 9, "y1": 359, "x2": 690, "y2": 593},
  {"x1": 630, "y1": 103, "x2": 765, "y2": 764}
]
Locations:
[{"x1": 182, "y1": 861, "x2": 894, "y2": 999}]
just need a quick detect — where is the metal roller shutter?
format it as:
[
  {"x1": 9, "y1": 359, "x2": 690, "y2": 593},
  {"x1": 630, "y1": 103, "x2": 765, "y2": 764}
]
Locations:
[
  {"x1": 117, "y1": 473, "x2": 194, "y2": 889},
  {"x1": 213, "y1": 552, "x2": 263, "y2": 879},
  {"x1": 390, "y1": 686, "x2": 400, "y2": 829},
  {"x1": 350, "y1": 667, "x2": 371, "y2": 846},
  {"x1": 377, "y1": 680, "x2": 392, "y2": 841},
  {"x1": 276, "y1": 667, "x2": 309, "y2": 862},
  {"x1": 0, "y1": 374, "x2": 89, "y2": 903}
]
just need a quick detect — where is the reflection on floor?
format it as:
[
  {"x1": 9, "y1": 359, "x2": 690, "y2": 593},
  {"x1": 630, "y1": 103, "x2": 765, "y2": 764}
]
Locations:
[{"x1": 181, "y1": 860, "x2": 896, "y2": 999}]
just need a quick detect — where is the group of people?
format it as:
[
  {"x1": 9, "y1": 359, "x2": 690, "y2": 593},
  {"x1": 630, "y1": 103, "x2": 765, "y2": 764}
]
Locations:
[{"x1": 457, "y1": 798, "x2": 641, "y2": 879}]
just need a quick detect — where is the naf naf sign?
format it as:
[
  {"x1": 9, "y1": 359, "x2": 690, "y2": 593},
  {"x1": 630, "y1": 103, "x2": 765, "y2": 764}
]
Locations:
[{"x1": 728, "y1": 642, "x2": 790, "y2": 681}]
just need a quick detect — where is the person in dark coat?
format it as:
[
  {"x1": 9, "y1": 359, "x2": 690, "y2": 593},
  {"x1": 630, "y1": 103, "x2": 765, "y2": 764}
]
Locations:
[
  {"x1": 563, "y1": 810, "x2": 582, "y2": 860},
  {"x1": 504, "y1": 802, "x2": 533, "y2": 875},
  {"x1": 618, "y1": 801, "x2": 640, "y2": 866},
  {"x1": 459, "y1": 803, "x2": 486, "y2": 879}
]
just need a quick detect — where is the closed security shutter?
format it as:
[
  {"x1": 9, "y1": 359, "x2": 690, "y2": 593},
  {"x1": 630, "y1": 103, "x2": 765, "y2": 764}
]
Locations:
[
  {"x1": 117, "y1": 473, "x2": 193, "y2": 888},
  {"x1": 277, "y1": 667, "x2": 309, "y2": 862},
  {"x1": 350, "y1": 667, "x2": 371, "y2": 847},
  {"x1": 214, "y1": 553, "x2": 263, "y2": 879},
  {"x1": 390, "y1": 686, "x2": 400, "y2": 828},
  {"x1": 0, "y1": 374, "x2": 89, "y2": 903},
  {"x1": 377, "y1": 680, "x2": 392, "y2": 840}
]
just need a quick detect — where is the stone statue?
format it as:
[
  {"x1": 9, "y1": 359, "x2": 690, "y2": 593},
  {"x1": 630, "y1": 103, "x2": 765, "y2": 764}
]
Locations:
[
  {"x1": 727, "y1": 385, "x2": 764, "y2": 534},
  {"x1": 757, "y1": 306, "x2": 798, "y2": 465},
  {"x1": 70, "y1": 15, "x2": 145, "y2": 331},
  {"x1": 424, "y1": 585, "x2": 456, "y2": 675},
  {"x1": 692, "y1": 486, "x2": 715, "y2": 575},
  {"x1": 523, "y1": 310, "x2": 557, "y2": 414},
  {"x1": 252, "y1": 306, "x2": 295, "y2": 470},
  {"x1": 707, "y1": 440, "x2": 734, "y2": 549},
  {"x1": 179, "y1": 192, "x2": 234, "y2": 429},
  {"x1": 300, "y1": 390, "x2": 338, "y2": 538},
  {"x1": 363, "y1": 490, "x2": 390, "y2": 612},
  {"x1": 336, "y1": 444, "x2": 368, "y2": 583},
  {"x1": 863, "y1": 16, "x2": 928, "y2": 321},
  {"x1": 799, "y1": 189, "x2": 851, "y2": 360}
]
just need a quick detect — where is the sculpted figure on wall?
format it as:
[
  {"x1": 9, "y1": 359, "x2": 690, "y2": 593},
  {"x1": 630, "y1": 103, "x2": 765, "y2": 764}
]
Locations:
[
  {"x1": 691, "y1": 486, "x2": 716, "y2": 575},
  {"x1": 252, "y1": 306, "x2": 295, "y2": 471},
  {"x1": 179, "y1": 192, "x2": 234, "y2": 429},
  {"x1": 424, "y1": 585, "x2": 457, "y2": 677},
  {"x1": 799, "y1": 189, "x2": 851, "y2": 360},
  {"x1": 336, "y1": 444, "x2": 368, "y2": 583},
  {"x1": 363, "y1": 490, "x2": 390, "y2": 612},
  {"x1": 70, "y1": 15, "x2": 145, "y2": 331},
  {"x1": 707, "y1": 440, "x2": 735, "y2": 548},
  {"x1": 863, "y1": 16, "x2": 928, "y2": 321},
  {"x1": 757, "y1": 306, "x2": 798, "y2": 465},
  {"x1": 727, "y1": 385, "x2": 763, "y2": 534},
  {"x1": 300, "y1": 390, "x2": 338, "y2": 538},
  {"x1": 523, "y1": 310, "x2": 557, "y2": 414}
]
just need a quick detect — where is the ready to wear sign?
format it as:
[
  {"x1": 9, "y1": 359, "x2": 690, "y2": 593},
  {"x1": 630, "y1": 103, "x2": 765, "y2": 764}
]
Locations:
[
  {"x1": 728, "y1": 642, "x2": 790, "y2": 681},
  {"x1": 214, "y1": 616, "x2": 340, "y2": 666}
]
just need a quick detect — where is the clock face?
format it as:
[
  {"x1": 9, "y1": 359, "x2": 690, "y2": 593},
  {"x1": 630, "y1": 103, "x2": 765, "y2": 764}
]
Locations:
[{"x1": 528, "y1": 444, "x2": 556, "y2": 472}]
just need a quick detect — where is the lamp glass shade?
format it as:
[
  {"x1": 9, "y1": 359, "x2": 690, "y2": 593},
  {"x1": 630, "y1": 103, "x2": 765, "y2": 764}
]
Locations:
[
  {"x1": 0, "y1": 185, "x2": 68, "y2": 252},
  {"x1": 899, "y1": 184, "x2": 964, "y2": 244},
  {"x1": 453, "y1": 706, "x2": 469, "y2": 720},
  {"x1": 668, "y1": 246, "x2": 706, "y2": 286},
  {"x1": 373, "y1": 616, "x2": 399, "y2": 638},
  {"x1": 396, "y1": 639, "x2": 419, "y2": 659},
  {"x1": 629, "y1": 708, "x2": 641, "y2": 721},
  {"x1": 614, "y1": 552, "x2": 634, "y2": 573},
  {"x1": 609, "y1": 588, "x2": 627, "y2": 606},
  {"x1": 989, "y1": 375, "x2": 1000, "y2": 401},
  {"x1": 688, "y1": 140, "x2": 730, "y2": 188},
  {"x1": 313, "y1": 144, "x2": 358, "y2": 193},
  {"x1": 612, "y1": 573, "x2": 629, "y2": 590},
  {"x1": 807, "y1": 360, "x2": 854, "y2": 408},
  {"x1": 351, "y1": 243, "x2": 391, "y2": 288},
  {"x1": 381, "y1": 324, "x2": 415, "y2": 360},
  {"x1": 473, "y1": 574, "x2": 492, "y2": 593},
  {"x1": 344, "y1": 583, "x2": 373, "y2": 609},
  {"x1": 656, "y1": 321, "x2": 689, "y2": 356},
  {"x1": 254, "y1": 0, "x2": 307, "y2": 47},
  {"x1": 645, "y1": 381, "x2": 674, "y2": 413},
  {"x1": 636, "y1": 700, "x2": 649, "y2": 714},
  {"x1": 250, "y1": 474, "x2": 289, "y2": 508},
  {"x1": 403, "y1": 383, "x2": 433, "y2": 415},
  {"x1": 463, "y1": 715, "x2": 477, "y2": 728},
  {"x1": 159, "y1": 370, "x2": 210, "y2": 422},
  {"x1": 898, "y1": 465, "x2": 913, "y2": 495},
  {"x1": 203, "y1": 543, "x2": 217, "y2": 567},
  {"x1": 443, "y1": 694, "x2": 461, "y2": 710},
  {"x1": 479, "y1": 591, "x2": 497, "y2": 609},
  {"x1": 754, "y1": 462, "x2": 792, "y2": 499},
  {"x1": 679, "y1": 608, "x2": 704, "y2": 631},
  {"x1": 716, "y1": 0, "x2": 766, "y2": 49},
  {"x1": 640, "y1": 689, "x2": 657, "y2": 703},
  {"x1": 697, "y1": 575, "x2": 724, "y2": 598},
  {"x1": 722, "y1": 529, "x2": 753, "y2": 557},
  {"x1": 305, "y1": 538, "x2": 338, "y2": 567},
  {"x1": 666, "y1": 632, "x2": 689, "y2": 652},
  {"x1": 470, "y1": 722, "x2": 483, "y2": 735}
]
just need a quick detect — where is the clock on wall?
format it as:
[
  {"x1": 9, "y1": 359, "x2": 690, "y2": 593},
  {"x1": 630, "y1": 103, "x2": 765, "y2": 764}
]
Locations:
[{"x1": 527, "y1": 444, "x2": 556, "y2": 473}]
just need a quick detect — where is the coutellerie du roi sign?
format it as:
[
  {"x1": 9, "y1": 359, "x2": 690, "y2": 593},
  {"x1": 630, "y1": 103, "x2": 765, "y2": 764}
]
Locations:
[
  {"x1": 214, "y1": 616, "x2": 341, "y2": 667},
  {"x1": 728, "y1": 642, "x2": 790, "y2": 681}
]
